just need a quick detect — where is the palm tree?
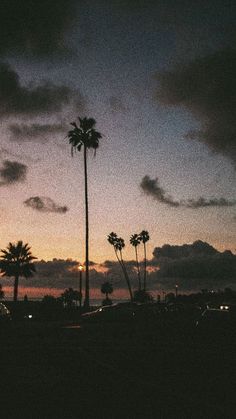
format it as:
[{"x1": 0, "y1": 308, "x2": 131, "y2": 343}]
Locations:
[
  {"x1": 67, "y1": 117, "x2": 102, "y2": 310},
  {"x1": 139, "y1": 230, "x2": 150, "y2": 291},
  {"x1": 107, "y1": 232, "x2": 133, "y2": 301},
  {"x1": 101, "y1": 281, "x2": 113, "y2": 304},
  {"x1": 0, "y1": 241, "x2": 37, "y2": 302},
  {"x1": 130, "y1": 233, "x2": 141, "y2": 291}
]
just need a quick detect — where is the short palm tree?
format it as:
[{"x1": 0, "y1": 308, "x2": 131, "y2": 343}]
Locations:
[
  {"x1": 101, "y1": 281, "x2": 113, "y2": 304},
  {"x1": 130, "y1": 233, "x2": 141, "y2": 291},
  {"x1": 107, "y1": 232, "x2": 133, "y2": 301},
  {"x1": 0, "y1": 241, "x2": 37, "y2": 301},
  {"x1": 139, "y1": 230, "x2": 150, "y2": 291},
  {"x1": 67, "y1": 117, "x2": 102, "y2": 310}
]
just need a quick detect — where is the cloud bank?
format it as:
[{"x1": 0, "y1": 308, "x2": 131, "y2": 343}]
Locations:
[
  {"x1": 152, "y1": 241, "x2": 236, "y2": 289},
  {"x1": 0, "y1": 241, "x2": 235, "y2": 293},
  {"x1": 141, "y1": 175, "x2": 236, "y2": 208},
  {"x1": 24, "y1": 196, "x2": 68, "y2": 214}
]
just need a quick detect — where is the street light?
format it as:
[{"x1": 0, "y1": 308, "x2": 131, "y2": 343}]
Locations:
[
  {"x1": 78, "y1": 265, "x2": 84, "y2": 308},
  {"x1": 175, "y1": 284, "x2": 178, "y2": 299}
]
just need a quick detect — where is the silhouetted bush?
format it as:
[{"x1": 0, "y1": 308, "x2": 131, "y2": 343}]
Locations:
[{"x1": 133, "y1": 289, "x2": 153, "y2": 303}]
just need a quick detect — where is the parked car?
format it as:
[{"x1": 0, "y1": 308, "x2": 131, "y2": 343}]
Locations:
[
  {"x1": 82, "y1": 302, "x2": 138, "y2": 322},
  {"x1": 195, "y1": 307, "x2": 236, "y2": 335}
]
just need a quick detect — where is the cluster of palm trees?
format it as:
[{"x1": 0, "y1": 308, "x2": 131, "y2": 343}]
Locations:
[
  {"x1": 130, "y1": 231, "x2": 150, "y2": 292},
  {"x1": 0, "y1": 116, "x2": 150, "y2": 307},
  {"x1": 107, "y1": 230, "x2": 150, "y2": 301}
]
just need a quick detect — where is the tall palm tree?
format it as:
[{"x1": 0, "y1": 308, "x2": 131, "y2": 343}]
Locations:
[
  {"x1": 107, "y1": 232, "x2": 133, "y2": 301},
  {"x1": 139, "y1": 230, "x2": 150, "y2": 291},
  {"x1": 0, "y1": 241, "x2": 37, "y2": 302},
  {"x1": 68, "y1": 117, "x2": 102, "y2": 310},
  {"x1": 130, "y1": 233, "x2": 141, "y2": 291}
]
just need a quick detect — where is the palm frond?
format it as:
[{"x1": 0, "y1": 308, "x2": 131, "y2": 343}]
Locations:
[
  {"x1": 0, "y1": 241, "x2": 37, "y2": 278},
  {"x1": 66, "y1": 116, "x2": 102, "y2": 154}
]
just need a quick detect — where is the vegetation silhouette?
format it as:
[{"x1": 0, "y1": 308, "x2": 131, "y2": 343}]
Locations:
[
  {"x1": 0, "y1": 241, "x2": 36, "y2": 301},
  {"x1": 67, "y1": 117, "x2": 102, "y2": 310},
  {"x1": 101, "y1": 281, "x2": 113, "y2": 305},
  {"x1": 139, "y1": 230, "x2": 150, "y2": 291},
  {"x1": 0, "y1": 283, "x2": 4, "y2": 300},
  {"x1": 133, "y1": 289, "x2": 153, "y2": 303},
  {"x1": 130, "y1": 233, "x2": 141, "y2": 291},
  {"x1": 107, "y1": 232, "x2": 133, "y2": 301},
  {"x1": 61, "y1": 287, "x2": 81, "y2": 308}
]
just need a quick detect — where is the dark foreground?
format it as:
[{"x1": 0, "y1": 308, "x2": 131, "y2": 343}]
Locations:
[{"x1": 0, "y1": 314, "x2": 236, "y2": 419}]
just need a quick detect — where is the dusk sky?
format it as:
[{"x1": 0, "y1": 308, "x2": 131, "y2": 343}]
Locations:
[{"x1": 0, "y1": 1, "x2": 235, "y2": 297}]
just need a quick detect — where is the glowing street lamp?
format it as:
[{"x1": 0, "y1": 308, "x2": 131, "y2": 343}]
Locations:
[
  {"x1": 78, "y1": 265, "x2": 84, "y2": 308},
  {"x1": 175, "y1": 284, "x2": 179, "y2": 299}
]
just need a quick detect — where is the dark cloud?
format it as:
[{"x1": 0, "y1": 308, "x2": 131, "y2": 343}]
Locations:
[
  {"x1": 140, "y1": 175, "x2": 180, "y2": 207},
  {"x1": 24, "y1": 196, "x2": 68, "y2": 214},
  {"x1": 156, "y1": 48, "x2": 236, "y2": 167},
  {"x1": 0, "y1": 160, "x2": 27, "y2": 185},
  {"x1": 152, "y1": 241, "x2": 236, "y2": 289},
  {"x1": 141, "y1": 176, "x2": 236, "y2": 208},
  {"x1": 0, "y1": 0, "x2": 77, "y2": 56},
  {"x1": 8, "y1": 123, "x2": 66, "y2": 143},
  {"x1": 0, "y1": 62, "x2": 74, "y2": 116},
  {"x1": 185, "y1": 197, "x2": 236, "y2": 208}
]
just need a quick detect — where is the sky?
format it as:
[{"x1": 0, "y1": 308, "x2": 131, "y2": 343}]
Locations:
[{"x1": 0, "y1": 0, "x2": 235, "y2": 298}]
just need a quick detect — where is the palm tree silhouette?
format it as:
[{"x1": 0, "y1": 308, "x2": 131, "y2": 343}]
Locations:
[
  {"x1": 130, "y1": 234, "x2": 141, "y2": 291},
  {"x1": 0, "y1": 241, "x2": 36, "y2": 302},
  {"x1": 139, "y1": 230, "x2": 150, "y2": 291},
  {"x1": 107, "y1": 232, "x2": 133, "y2": 301},
  {"x1": 68, "y1": 117, "x2": 102, "y2": 309},
  {"x1": 101, "y1": 281, "x2": 113, "y2": 304}
]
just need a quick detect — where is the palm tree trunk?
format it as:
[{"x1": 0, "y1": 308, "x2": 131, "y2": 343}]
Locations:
[
  {"x1": 83, "y1": 146, "x2": 90, "y2": 309},
  {"x1": 119, "y1": 251, "x2": 133, "y2": 302},
  {"x1": 14, "y1": 275, "x2": 19, "y2": 302},
  {"x1": 115, "y1": 249, "x2": 133, "y2": 301},
  {"x1": 135, "y1": 246, "x2": 141, "y2": 291},
  {"x1": 143, "y1": 243, "x2": 147, "y2": 291}
]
